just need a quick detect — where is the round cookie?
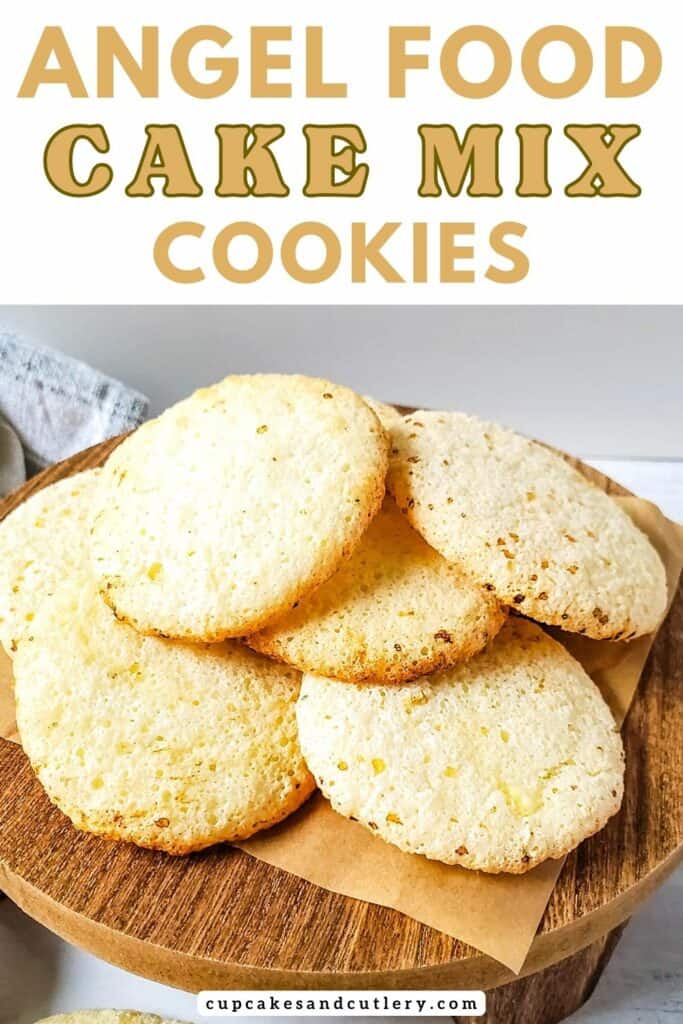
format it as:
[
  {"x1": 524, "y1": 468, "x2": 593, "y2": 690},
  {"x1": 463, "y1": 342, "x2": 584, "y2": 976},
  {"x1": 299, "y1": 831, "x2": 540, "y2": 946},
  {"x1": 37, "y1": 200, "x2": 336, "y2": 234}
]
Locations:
[
  {"x1": 91, "y1": 375, "x2": 389, "y2": 641},
  {"x1": 0, "y1": 470, "x2": 100, "y2": 654},
  {"x1": 15, "y1": 579, "x2": 315, "y2": 855},
  {"x1": 387, "y1": 411, "x2": 666, "y2": 640},
  {"x1": 297, "y1": 619, "x2": 625, "y2": 873},
  {"x1": 35, "y1": 1014, "x2": 186, "y2": 1024},
  {"x1": 248, "y1": 497, "x2": 505, "y2": 683}
]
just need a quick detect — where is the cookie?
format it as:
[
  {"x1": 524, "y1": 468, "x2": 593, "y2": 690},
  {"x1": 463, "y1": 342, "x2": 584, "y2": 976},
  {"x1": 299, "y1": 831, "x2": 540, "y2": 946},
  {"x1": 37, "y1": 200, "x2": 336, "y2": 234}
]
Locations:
[
  {"x1": 248, "y1": 497, "x2": 505, "y2": 683},
  {"x1": 15, "y1": 579, "x2": 315, "y2": 854},
  {"x1": 90, "y1": 375, "x2": 388, "y2": 641},
  {"x1": 388, "y1": 411, "x2": 667, "y2": 640},
  {"x1": 0, "y1": 470, "x2": 100, "y2": 654},
  {"x1": 34, "y1": 1014, "x2": 186, "y2": 1024},
  {"x1": 297, "y1": 619, "x2": 625, "y2": 873}
]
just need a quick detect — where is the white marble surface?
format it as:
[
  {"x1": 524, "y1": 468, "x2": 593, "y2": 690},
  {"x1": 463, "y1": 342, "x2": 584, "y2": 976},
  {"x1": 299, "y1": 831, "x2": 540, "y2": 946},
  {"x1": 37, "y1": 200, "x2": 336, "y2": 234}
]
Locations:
[{"x1": 0, "y1": 458, "x2": 681, "y2": 1024}]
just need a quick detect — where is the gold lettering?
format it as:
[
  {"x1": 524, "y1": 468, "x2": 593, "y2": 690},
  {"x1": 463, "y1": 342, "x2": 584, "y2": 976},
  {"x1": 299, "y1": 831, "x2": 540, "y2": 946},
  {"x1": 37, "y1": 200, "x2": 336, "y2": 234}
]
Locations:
[
  {"x1": 306, "y1": 28, "x2": 347, "y2": 97},
  {"x1": 44, "y1": 125, "x2": 112, "y2": 196},
  {"x1": 154, "y1": 222, "x2": 205, "y2": 284},
  {"x1": 440, "y1": 27, "x2": 511, "y2": 99},
  {"x1": 486, "y1": 222, "x2": 529, "y2": 283},
  {"x1": 251, "y1": 27, "x2": 292, "y2": 98},
  {"x1": 304, "y1": 125, "x2": 369, "y2": 197},
  {"x1": 516, "y1": 125, "x2": 552, "y2": 197},
  {"x1": 216, "y1": 125, "x2": 289, "y2": 197},
  {"x1": 213, "y1": 222, "x2": 273, "y2": 283},
  {"x1": 97, "y1": 26, "x2": 158, "y2": 97},
  {"x1": 565, "y1": 124, "x2": 641, "y2": 197},
  {"x1": 605, "y1": 27, "x2": 662, "y2": 98},
  {"x1": 171, "y1": 26, "x2": 237, "y2": 99},
  {"x1": 389, "y1": 27, "x2": 430, "y2": 97},
  {"x1": 419, "y1": 125, "x2": 502, "y2": 197},
  {"x1": 351, "y1": 223, "x2": 404, "y2": 282},
  {"x1": 281, "y1": 222, "x2": 342, "y2": 282},
  {"x1": 126, "y1": 125, "x2": 203, "y2": 198},
  {"x1": 522, "y1": 26, "x2": 592, "y2": 99},
  {"x1": 19, "y1": 27, "x2": 87, "y2": 97},
  {"x1": 440, "y1": 223, "x2": 475, "y2": 283}
]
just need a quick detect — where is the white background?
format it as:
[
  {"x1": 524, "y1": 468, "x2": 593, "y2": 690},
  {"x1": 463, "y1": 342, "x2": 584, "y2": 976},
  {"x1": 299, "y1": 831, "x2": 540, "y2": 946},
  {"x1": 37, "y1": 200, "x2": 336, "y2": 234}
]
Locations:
[{"x1": 0, "y1": 1, "x2": 681, "y2": 303}]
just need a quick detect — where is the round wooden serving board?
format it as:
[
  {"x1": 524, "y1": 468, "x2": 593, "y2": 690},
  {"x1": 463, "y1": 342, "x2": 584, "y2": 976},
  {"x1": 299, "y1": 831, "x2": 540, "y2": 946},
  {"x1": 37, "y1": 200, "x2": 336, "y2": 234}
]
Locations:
[{"x1": 0, "y1": 436, "x2": 681, "y2": 1024}]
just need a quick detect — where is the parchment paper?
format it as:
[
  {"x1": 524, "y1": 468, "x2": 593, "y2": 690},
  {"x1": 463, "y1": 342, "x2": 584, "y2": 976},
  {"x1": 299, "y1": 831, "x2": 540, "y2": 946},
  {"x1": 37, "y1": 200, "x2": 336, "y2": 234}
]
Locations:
[{"x1": 1, "y1": 496, "x2": 681, "y2": 974}]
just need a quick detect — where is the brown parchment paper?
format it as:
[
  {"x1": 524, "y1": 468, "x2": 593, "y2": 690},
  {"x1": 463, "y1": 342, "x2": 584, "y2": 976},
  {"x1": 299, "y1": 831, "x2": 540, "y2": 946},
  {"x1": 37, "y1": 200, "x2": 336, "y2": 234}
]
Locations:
[{"x1": 1, "y1": 496, "x2": 682, "y2": 975}]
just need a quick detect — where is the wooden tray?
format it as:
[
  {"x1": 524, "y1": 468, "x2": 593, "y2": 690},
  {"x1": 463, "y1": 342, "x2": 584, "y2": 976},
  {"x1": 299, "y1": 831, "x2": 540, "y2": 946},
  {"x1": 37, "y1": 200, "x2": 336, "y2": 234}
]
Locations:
[{"x1": 0, "y1": 437, "x2": 681, "y2": 1024}]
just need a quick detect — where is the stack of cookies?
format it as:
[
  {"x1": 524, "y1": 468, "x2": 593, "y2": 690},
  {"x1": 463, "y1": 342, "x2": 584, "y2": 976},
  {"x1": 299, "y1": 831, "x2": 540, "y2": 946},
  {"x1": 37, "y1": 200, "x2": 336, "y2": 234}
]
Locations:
[{"x1": 0, "y1": 375, "x2": 667, "y2": 874}]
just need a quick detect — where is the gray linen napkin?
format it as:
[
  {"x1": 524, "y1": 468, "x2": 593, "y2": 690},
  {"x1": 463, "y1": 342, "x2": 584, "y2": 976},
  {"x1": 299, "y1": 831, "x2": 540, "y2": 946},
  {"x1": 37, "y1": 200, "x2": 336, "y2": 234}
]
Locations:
[{"x1": 0, "y1": 333, "x2": 149, "y2": 497}]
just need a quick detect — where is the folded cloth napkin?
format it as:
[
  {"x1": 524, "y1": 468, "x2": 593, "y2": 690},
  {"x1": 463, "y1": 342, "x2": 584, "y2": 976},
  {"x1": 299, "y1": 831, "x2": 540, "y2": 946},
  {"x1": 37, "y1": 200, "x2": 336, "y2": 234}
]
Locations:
[{"x1": 0, "y1": 333, "x2": 149, "y2": 498}]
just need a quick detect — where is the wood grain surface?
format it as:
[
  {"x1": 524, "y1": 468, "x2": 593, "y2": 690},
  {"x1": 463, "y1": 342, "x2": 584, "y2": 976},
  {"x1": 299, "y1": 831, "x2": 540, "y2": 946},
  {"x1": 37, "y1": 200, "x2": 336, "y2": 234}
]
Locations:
[
  {"x1": 462, "y1": 922, "x2": 630, "y2": 1024},
  {"x1": 0, "y1": 436, "x2": 680, "y2": 994}
]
